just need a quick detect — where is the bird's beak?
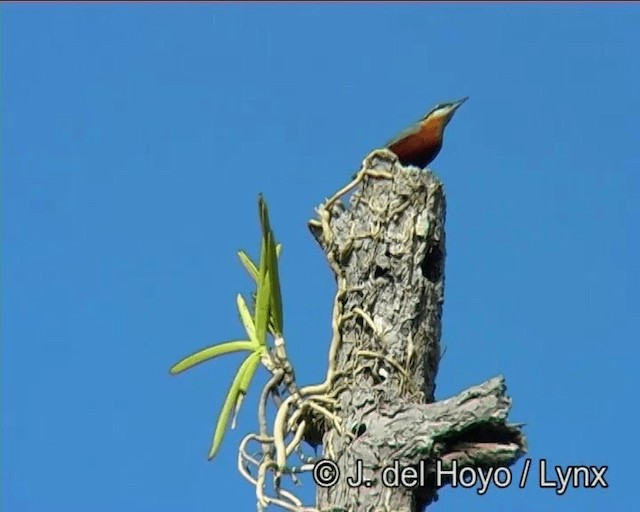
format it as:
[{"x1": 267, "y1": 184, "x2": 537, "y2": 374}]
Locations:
[
  {"x1": 451, "y1": 96, "x2": 469, "y2": 111},
  {"x1": 442, "y1": 96, "x2": 468, "y2": 125}
]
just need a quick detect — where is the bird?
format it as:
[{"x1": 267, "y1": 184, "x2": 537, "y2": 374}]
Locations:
[{"x1": 382, "y1": 96, "x2": 468, "y2": 169}]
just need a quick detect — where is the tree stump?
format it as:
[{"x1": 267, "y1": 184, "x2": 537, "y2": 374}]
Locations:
[{"x1": 308, "y1": 149, "x2": 526, "y2": 512}]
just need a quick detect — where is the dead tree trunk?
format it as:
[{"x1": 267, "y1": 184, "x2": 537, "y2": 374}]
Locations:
[{"x1": 307, "y1": 150, "x2": 526, "y2": 512}]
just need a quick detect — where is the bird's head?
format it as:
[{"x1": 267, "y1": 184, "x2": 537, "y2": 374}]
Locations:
[{"x1": 421, "y1": 96, "x2": 468, "y2": 131}]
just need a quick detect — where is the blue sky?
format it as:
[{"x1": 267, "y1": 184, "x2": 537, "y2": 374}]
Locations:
[{"x1": 2, "y1": 4, "x2": 639, "y2": 511}]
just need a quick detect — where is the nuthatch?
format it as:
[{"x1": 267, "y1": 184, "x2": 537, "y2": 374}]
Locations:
[{"x1": 384, "y1": 97, "x2": 468, "y2": 168}]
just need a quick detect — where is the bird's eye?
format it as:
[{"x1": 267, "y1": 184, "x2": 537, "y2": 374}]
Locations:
[
  {"x1": 421, "y1": 103, "x2": 453, "y2": 121},
  {"x1": 425, "y1": 104, "x2": 450, "y2": 118}
]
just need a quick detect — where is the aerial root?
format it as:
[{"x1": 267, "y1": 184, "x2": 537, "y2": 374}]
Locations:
[{"x1": 239, "y1": 172, "x2": 396, "y2": 511}]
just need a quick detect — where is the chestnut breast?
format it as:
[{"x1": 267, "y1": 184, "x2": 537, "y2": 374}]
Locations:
[{"x1": 387, "y1": 119, "x2": 444, "y2": 169}]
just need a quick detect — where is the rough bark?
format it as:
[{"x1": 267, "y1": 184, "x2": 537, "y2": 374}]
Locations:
[{"x1": 307, "y1": 150, "x2": 526, "y2": 512}]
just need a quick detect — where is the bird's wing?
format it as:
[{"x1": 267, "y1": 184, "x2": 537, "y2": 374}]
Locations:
[{"x1": 384, "y1": 122, "x2": 421, "y2": 148}]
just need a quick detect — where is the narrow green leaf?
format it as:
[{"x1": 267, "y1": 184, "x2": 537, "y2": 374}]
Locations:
[
  {"x1": 266, "y1": 231, "x2": 283, "y2": 335},
  {"x1": 237, "y1": 247, "x2": 280, "y2": 284},
  {"x1": 258, "y1": 230, "x2": 268, "y2": 284},
  {"x1": 256, "y1": 195, "x2": 284, "y2": 335},
  {"x1": 258, "y1": 194, "x2": 271, "y2": 240},
  {"x1": 257, "y1": 195, "x2": 270, "y2": 286},
  {"x1": 238, "y1": 348, "x2": 263, "y2": 394},
  {"x1": 254, "y1": 271, "x2": 271, "y2": 347},
  {"x1": 237, "y1": 250, "x2": 259, "y2": 282},
  {"x1": 231, "y1": 349, "x2": 263, "y2": 429},
  {"x1": 169, "y1": 340, "x2": 255, "y2": 375},
  {"x1": 236, "y1": 293, "x2": 257, "y2": 343},
  {"x1": 208, "y1": 351, "x2": 261, "y2": 460},
  {"x1": 253, "y1": 195, "x2": 272, "y2": 346}
]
